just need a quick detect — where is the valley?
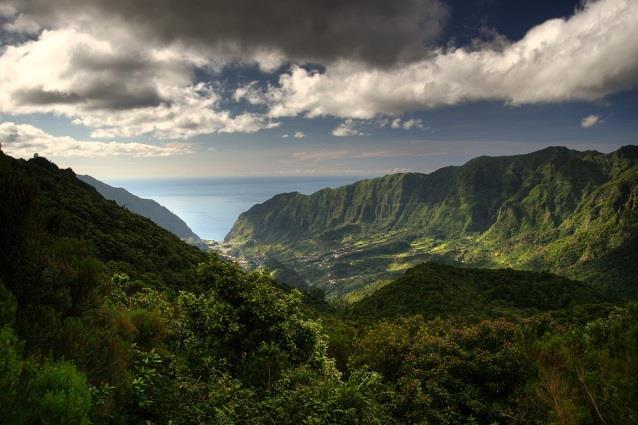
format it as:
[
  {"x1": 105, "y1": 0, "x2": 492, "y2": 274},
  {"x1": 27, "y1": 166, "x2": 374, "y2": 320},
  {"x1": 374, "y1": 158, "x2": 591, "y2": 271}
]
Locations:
[
  {"x1": 0, "y1": 148, "x2": 637, "y2": 424},
  {"x1": 225, "y1": 146, "x2": 638, "y2": 299}
]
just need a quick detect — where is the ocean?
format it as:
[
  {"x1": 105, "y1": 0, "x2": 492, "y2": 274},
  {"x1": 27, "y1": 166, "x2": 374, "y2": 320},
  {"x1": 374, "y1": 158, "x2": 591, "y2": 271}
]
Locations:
[{"x1": 106, "y1": 176, "x2": 365, "y2": 241}]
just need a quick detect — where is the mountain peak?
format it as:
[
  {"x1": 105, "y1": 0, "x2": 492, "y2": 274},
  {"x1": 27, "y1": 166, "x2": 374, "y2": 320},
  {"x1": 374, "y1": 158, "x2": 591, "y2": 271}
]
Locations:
[{"x1": 616, "y1": 145, "x2": 638, "y2": 158}]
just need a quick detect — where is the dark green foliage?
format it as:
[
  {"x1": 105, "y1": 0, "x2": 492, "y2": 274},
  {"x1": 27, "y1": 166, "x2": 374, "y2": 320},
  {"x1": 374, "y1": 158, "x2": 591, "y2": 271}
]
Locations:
[
  {"x1": 0, "y1": 280, "x2": 16, "y2": 327},
  {"x1": 347, "y1": 263, "x2": 609, "y2": 321},
  {"x1": 350, "y1": 317, "x2": 527, "y2": 424},
  {"x1": 518, "y1": 305, "x2": 638, "y2": 425},
  {"x1": 348, "y1": 306, "x2": 638, "y2": 425},
  {"x1": 0, "y1": 326, "x2": 92, "y2": 425},
  {"x1": 31, "y1": 361, "x2": 93, "y2": 425},
  {"x1": 0, "y1": 326, "x2": 25, "y2": 424},
  {"x1": 258, "y1": 369, "x2": 394, "y2": 424},
  {"x1": 0, "y1": 151, "x2": 202, "y2": 420},
  {"x1": 176, "y1": 255, "x2": 330, "y2": 387},
  {"x1": 105, "y1": 256, "x2": 394, "y2": 424},
  {"x1": 0, "y1": 152, "x2": 206, "y2": 295},
  {"x1": 264, "y1": 258, "x2": 310, "y2": 289}
]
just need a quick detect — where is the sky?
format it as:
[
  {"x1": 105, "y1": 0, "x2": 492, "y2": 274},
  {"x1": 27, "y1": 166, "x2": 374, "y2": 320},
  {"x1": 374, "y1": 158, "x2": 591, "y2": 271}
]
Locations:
[{"x1": 0, "y1": 0, "x2": 636, "y2": 178}]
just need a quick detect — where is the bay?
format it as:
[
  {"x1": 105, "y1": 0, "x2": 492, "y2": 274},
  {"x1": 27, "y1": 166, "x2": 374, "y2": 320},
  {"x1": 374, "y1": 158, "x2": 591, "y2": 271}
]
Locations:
[{"x1": 106, "y1": 176, "x2": 364, "y2": 241}]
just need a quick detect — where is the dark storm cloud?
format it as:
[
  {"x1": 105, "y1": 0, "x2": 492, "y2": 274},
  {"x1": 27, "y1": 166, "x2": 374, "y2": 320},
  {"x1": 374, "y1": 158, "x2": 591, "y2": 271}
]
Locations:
[
  {"x1": 66, "y1": 50, "x2": 171, "y2": 110},
  {"x1": 15, "y1": 85, "x2": 165, "y2": 110},
  {"x1": 12, "y1": 0, "x2": 448, "y2": 66},
  {"x1": 15, "y1": 88, "x2": 82, "y2": 105},
  {"x1": 11, "y1": 45, "x2": 169, "y2": 111},
  {"x1": 69, "y1": 49, "x2": 160, "y2": 75}
]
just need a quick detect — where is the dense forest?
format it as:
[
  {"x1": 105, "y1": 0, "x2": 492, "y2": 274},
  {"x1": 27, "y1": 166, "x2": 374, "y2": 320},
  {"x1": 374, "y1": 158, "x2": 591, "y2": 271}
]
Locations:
[{"x1": 1, "y1": 151, "x2": 637, "y2": 424}]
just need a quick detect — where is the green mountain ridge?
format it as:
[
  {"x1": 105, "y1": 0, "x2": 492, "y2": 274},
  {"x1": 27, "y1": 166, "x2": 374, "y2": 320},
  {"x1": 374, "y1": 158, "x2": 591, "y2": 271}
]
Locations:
[
  {"x1": 78, "y1": 174, "x2": 205, "y2": 247},
  {"x1": 225, "y1": 146, "x2": 638, "y2": 298}
]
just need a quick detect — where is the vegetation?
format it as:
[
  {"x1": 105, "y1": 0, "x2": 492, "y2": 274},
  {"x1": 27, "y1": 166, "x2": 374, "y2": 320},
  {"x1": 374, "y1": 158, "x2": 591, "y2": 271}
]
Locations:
[
  {"x1": 347, "y1": 308, "x2": 638, "y2": 425},
  {"x1": 225, "y1": 146, "x2": 638, "y2": 298},
  {"x1": 1, "y1": 151, "x2": 637, "y2": 423},
  {"x1": 0, "y1": 153, "x2": 206, "y2": 294},
  {"x1": 78, "y1": 175, "x2": 204, "y2": 246},
  {"x1": 346, "y1": 263, "x2": 613, "y2": 322}
]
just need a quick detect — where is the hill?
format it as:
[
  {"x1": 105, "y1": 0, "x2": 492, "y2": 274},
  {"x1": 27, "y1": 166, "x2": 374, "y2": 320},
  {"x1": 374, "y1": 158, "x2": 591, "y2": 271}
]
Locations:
[
  {"x1": 225, "y1": 146, "x2": 638, "y2": 298},
  {"x1": 346, "y1": 263, "x2": 610, "y2": 322},
  {"x1": 0, "y1": 152, "x2": 207, "y2": 293},
  {"x1": 78, "y1": 175, "x2": 204, "y2": 247}
]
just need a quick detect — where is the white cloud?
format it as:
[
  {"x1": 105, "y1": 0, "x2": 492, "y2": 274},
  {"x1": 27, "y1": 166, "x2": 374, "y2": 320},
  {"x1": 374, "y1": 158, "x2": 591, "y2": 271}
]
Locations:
[
  {"x1": 262, "y1": 0, "x2": 638, "y2": 119},
  {"x1": 233, "y1": 81, "x2": 266, "y2": 105},
  {"x1": 333, "y1": 117, "x2": 422, "y2": 136},
  {"x1": 0, "y1": 122, "x2": 192, "y2": 158},
  {"x1": 332, "y1": 119, "x2": 365, "y2": 137},
  {"x1": 282, "y1": 134, "x2": 289, "y2": 138},
  {"x1": 390, "y1": 118, "x2": 424, "y2": 130},
  {"x1": 0, "y1": 29, "x2": 273, "y2": 139},
  {"x1": 0, "y1": 0, "x2": 635, "y2": 144},
  {"x1": 581, "y1": 114, "x2": 602, "y2": 128},
  {"x1": 293, "y1": 131, "x2": 305, "y2": 139},
  {"x1": 402, "y1": 118, "x2": 423, "y2": 130},
  {"x1": 264, "y1": 121, "x2": 281, "y2": 129}
]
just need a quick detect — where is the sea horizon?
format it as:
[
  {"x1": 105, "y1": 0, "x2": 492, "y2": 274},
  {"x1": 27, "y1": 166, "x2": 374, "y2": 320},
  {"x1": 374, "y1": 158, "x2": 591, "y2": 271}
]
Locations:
[{"x1": 106, "y1": 175, "x2": 367, "y2": 241}]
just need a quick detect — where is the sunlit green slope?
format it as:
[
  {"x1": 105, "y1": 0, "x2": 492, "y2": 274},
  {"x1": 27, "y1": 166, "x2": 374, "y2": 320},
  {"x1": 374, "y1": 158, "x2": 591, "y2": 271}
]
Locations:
[{"x1": 226, "y1": 146, "x2": 638, "y2": 298}]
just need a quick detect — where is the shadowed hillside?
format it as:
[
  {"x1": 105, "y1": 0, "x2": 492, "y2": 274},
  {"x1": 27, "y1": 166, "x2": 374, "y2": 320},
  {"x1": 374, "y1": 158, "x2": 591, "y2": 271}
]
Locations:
[
  {"x1": 347, "y1": 263, "x2": 611, "y2": 322},
  {"x1": 0, "y1": 152, "x2": 207, "y2": 293}
]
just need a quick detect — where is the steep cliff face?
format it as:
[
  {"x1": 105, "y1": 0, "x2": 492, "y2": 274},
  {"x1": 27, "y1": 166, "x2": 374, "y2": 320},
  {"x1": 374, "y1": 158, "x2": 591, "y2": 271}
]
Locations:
[{"x1": 226, "y1": 146, "x2": 638, "y2": 298}]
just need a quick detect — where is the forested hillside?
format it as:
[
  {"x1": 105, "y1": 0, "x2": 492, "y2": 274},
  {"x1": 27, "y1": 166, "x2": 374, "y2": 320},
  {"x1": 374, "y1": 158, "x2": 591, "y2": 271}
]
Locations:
[
  {"x1": 346, "y1": 263, "x2": 611, "y2": 321},
  {"x1": 78, "y1": 175, "x2": 203, "y2": 245},
  {"x1": 226, "y1": 146, "x2": 638, "y2": 298},
  {"x1": 0, "y1": 153, "x2": 206, "y2": 292},
  {"x1": 1, "y1": 151, "x2": 637, "y2": 424}
]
